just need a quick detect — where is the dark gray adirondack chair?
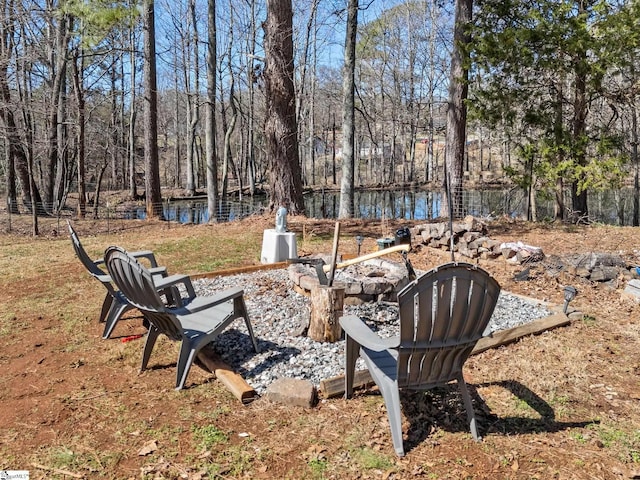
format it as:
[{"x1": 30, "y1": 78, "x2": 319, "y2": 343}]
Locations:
[
  {"x1": 340, "y1": 262, "x2": 501, "y2": 457},
  {"x1": 68, "y1": 220, "x2": 195, "y2": 339},
  {"x1": 104, "y1": 245, "x2": 259, "y2": 390}
]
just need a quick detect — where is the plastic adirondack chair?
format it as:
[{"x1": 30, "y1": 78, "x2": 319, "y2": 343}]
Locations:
[
  {"x1": 68, "y1": 220, "x2": 195, "y2": 339},
  {"x1": 340, "y1": 262, "x2": 501, "y2": 457},
  {"x1": 104, "y1": 245, "x2": 259, "y2": 390}
]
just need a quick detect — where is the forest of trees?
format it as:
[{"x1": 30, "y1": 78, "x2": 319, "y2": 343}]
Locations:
[{"x1": 1, "y1": 0, "x2": 640, "y2": 230}]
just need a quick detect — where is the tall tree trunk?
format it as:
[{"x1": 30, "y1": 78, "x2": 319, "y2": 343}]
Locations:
[
  {"x1": 221, "y1": 92, "x2": 237, "y2": 200},
  {"x1": 206, "y1": 0, "x2": 218, "y2": 222},
  {"x1": 172, "y1": 54, "x2": 181, "y2": 188},
  {"x1": 53, "y1": 66, "x2": 68, "y2": 212},
  {"x1": 0, "y1": 0, "x2": 43, "y2": 213},
  {"x1": 263, "y1": 0, "x2": 304, "y2": 214},
  {"x1": 442, "y1": 0, "x2": 472, "y2": 219},
  {"x1": 245, "y1": 0, "x2": 257, "y2": 195},
  {"x1": 128, "y1": 21, "x2": 138, "y2": 199},
  {"x1": 93, "y1": 159, "x2": 108, "y2": 219},
  {"x1": 143, "y1": 0, "x2": 162, "y2": 218},
  {"x1": 338, "y1": 0, "x2": 357, "y2": 218},
  {"x1": 570, "y1": 1, "x2": 589, "y2": 220},
  {"x1": 109, "y1": 58, "x2": 121, "y2": 189},
  {"x1": 46, "y1": 13, "x2": 70, "y2": 213},
  {"x1": 221, "y1": 6, "x2": 235, "y2": 201},
  {"x1": 332, "y1": 113, "x2": 336, "y2": 185},
  {"x1": 71, "y1": 47, "x2": 86, "y2": 218},
  {"x1": 0, "y1": 7, "x2": 16, "y2": 214},
  {"x1": 553, "y1": 80, "x2": 565, "y2": 221},
  {"x1": 632, "y1": 104, "x2": 639, "y2": 227},
  {"x1": 184, "y1": 0, "x2": 199, "y2": 196},
  {"x1": 0, "y1": 67, "x2": 42, "y2": 213},
  {"x1": 119, "y1": 46, "x2": 127, "y2": 189},
  {"x1": 295, "y1": 0, "x2": 319, "y2": 187},
  {"x1": 426, "y1": 0, "x2": 438, "y2": 183}
]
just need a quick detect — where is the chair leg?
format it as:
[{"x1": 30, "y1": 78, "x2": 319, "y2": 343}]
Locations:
[
  {"x1": 175, "y1": 340, "x2": 197, "y2": 390},
  {"x1": 237, "y1": 297, "x2": 259, "y2": 353},
  {"x1": 344, "y1": 335, "x2": 359, "y2": 399},
  {"x1": 457, "y1": 373, "x2": 481, "y2": 441},
  {"x1": 379, "y1": 383, "x2": 405, "y2": 457},
  {"x1": 141, "y1": 325, "x2": 161, "y2": 372},
  {"x1": 102, "y1": 301, "x2": 133, "y2": 339},
  {"x1": 99, "y1": 293, "x2": 113, "y2": 323}
]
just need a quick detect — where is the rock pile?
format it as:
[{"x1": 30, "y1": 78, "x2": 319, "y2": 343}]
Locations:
[
  {"x1": 411, "y1": 215, "x2": 503, "y2": 260},
  {"x1": 546, "y1": 252, "x2": 636, "y2": 284},
  {"x1": 410, "y1": 216, "x2": 639, "y2": 289}
]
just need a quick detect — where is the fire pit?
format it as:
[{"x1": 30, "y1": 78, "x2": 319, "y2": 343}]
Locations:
[{"x1": 288, "y1": 255, "x2": 411, "y2": 304}]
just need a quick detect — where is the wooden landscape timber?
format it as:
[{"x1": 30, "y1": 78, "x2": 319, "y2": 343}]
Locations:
[{"x1": 197, "y1": 350, "x2": 258, "y2": 404}]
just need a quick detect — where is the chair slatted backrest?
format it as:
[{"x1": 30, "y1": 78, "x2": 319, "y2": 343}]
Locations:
[
  {"x1": 68, "y1": 220, "x2": 107, "y2": 278},
  {"x1": 105, "y1": 246, "x2": 183, "y2": 341},
  {"x1": 67, "y1": 220, "x2": 122, "y2": 302},
  {"x1": 396, "y1": 262, "x2": 500, "y2": 389}
]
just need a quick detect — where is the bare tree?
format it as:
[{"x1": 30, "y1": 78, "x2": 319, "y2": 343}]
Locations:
[
  {"x1": 0, "y1": 0, "x2": 44, "y2": 216},
  {"x1": 206, "y1": 0, "x2": 219, "y2": 222},
  {"x1": 142, "y1": 0, "x2": 162, "y2": 218},
  {"x1": 183, "y1": 0, "x2": 200, "y2": 196},
  {"x1": 263, "y1": 0, "x2": 304, "y2": 214},
  {"x1": 293, "y1": 0, "x2": 320, "y2": 186},
  {"x1": 338, "y1": 0, "x2": 358, "y2": 218},
  {"x1": 442, "y1": 0, "x2": 472, "y2": 219},
  {"x1": 220, "y1": 6, "x2": 238, "y2": 203},
  {"x1": 128, "y1": 9, "x2": 139, "y2": 200},
  {"x1": 45, "y1": 7, "x2": 70, "y2": 214},
  {"x1": 70, "y1": 42, "x2": 87, "y2": 218}
]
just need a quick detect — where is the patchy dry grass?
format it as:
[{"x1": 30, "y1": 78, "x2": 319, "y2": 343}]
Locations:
[{"x1": 1, "y1": 215, "x2": 640, "y2": 479}]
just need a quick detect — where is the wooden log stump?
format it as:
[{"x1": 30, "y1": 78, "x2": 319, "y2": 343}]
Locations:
[{"x1": 309, "y1": 284, "x2": 344, "y2": 342}]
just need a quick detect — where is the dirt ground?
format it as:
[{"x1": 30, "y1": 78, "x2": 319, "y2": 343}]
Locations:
[{"x1": 1, "y1": 213, "x2": 640, "y2": 479}]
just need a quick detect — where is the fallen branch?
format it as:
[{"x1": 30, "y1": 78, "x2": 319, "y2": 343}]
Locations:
[
  {"x1": 32, "y1": 463, "x2": 83, "y2": 478},
  {"x1": 472, "y1": 312, "x2": 569, "y2": 355}
]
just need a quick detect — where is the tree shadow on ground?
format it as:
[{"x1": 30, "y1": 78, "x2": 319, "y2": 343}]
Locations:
[
  {"x1": 137, "y1": 329, "x2": 301, "y2": 391},
  {"x1": 394, "y1": 379, "x2": 598, "y2": 455},
  {"x1": 210, "y1": 328, "x2": 302, "y2": 380},
  {"x1": 475, "y1": 380, "x2": 598, "y2": 436}
]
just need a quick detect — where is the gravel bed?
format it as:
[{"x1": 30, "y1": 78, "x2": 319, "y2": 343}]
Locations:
[{"x1": 195, "y1": 269, "x2": 552, "y2": 394}]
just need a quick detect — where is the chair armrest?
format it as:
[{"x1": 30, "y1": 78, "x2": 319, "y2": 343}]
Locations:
[
  {"x1": 339, "y1": 315, "x2": 399, "y2": 352},
  {"x1": 95, "y1": 273, "x2": 112, "y2": 283},
  {"x1": 154, "y1": 274, "x2": 196, "y2": 301},
  {"x1": 149, "y1": 266, "x2": 168, "y2": 276},
  {"x1": 95, "y1": 250, "x2": 159, "y2": 268},
  {"x1": 173, "y1": 287, "x2": 245, "y2": 314},
  {"x1": 129, "y1": 250, "x2": 159, "y2": 268}
]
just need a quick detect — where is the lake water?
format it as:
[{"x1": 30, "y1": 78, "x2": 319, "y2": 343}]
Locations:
[{"x1": 127, "y1": 187, "x2": 638, "y2": 225}]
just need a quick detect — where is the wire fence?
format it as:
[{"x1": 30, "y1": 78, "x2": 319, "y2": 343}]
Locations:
[
  {"x1": 1, "y1": 186, "x2": 636, "y2": 235},
  {"x1": 0, "y1": 197, "x2": 267, "y2": 235}
]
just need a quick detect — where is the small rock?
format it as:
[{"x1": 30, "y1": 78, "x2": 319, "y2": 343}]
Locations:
[{"x1": 264, "y1": 378, "x2": 317, "y2": 408}]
